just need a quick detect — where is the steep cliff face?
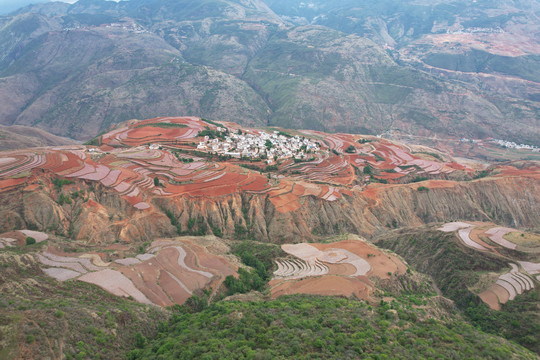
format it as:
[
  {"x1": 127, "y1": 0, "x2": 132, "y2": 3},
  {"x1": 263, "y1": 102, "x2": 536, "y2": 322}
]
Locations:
[{"x1": 1, "y1": 175, "x2": 538, "y2": 244}]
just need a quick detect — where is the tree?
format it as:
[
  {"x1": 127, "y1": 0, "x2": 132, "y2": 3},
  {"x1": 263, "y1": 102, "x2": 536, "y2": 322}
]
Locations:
[
  {"x1": 26, "y1": 237, "x2": 36, "y2": 245},
  {"x1": 363, "y1": 166, "x2": 372, "y2": 175},
  {"x1": 153, "y1": 177, "x2": 160, "y2": 187},
  {"x1": 265, "y1": 139, "x2": 273, "y2": 149},
  {"x1": 345, "y1": 145, "x2": 356, "y2": 153}
]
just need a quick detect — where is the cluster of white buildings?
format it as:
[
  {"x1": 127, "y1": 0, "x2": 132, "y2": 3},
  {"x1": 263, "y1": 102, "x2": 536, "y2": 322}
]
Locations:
[
  {"x1": 491, "y1": 139, "x2": 540, "y2": 152},
  {"x1": 447, "y1": 27, "x2": 504, "y2": 35},
  {"x1": 197, "y1": 129, "x2": 320, "y2": 162},
  {"x1": 104, "y1": 22, "x2": 149, "y2": 34}
]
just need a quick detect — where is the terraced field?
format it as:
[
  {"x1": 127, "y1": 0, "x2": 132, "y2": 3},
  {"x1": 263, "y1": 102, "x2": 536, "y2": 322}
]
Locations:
[
  {"x1": 270, "y1": 237, "x2": 407, "y2": 299},
  {"x1": 32, "y1": 238, "x2": 237, "y2": 306},
  {"x1": 438, "y1": 222, "x2": 539, "y2": 310},
  {"x1": 0, "y1": 116, "x2": 481, "y2": 217}
]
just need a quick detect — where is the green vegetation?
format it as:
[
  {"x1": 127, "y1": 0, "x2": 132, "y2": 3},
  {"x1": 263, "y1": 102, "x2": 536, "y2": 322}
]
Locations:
[
  {"x1": 222, "y1": 239, "x2": 284, "y2": 295},
  {"x1": 417, "y1": 186, "x2": 429, "y2": 192},
  {"x1": 201, "y1": 118, "x2": 221, "y2": 127},
  {"x1": 414, "y1": 151, "x2": 443, "y2": 161},
  {"x1": 128, "y1": 294, "x2": 535, "y2": 359},
  {"x1": 423, "y1": 50, "x2": 540, "y2": 83},
  {"x1": 278, "y1": 131, "x2": 292, "y2": 138},
  {"x1": 52, "y1": 178, "x2": 74, "y2": 189},
  {"x1": 134, "y1": 123, "x2": 188, "y2": 129},
  {"x1": 398, "y1": 164, "x2": 421, "y2": 170},
  {"x1": 473, "y1": 170, "x2": 490, "y2": 179},
  {"x1": 198, "y1": 126, "x2": 226, "y2": 140},
  {"x1": 373, "y1": 153, "x2": 385, "y2": 162},
  {"x1": 363, "y1": 165, "x2": 372, "y2": 175},
  {"x1": 25, "y1": 237, "x2": 36, "y2": 245},
  {"x1": 357, "y1": 139, "x2": 373, "y2": 144},
  {"x1": 344, "y1": 145, "x2": 356, "y2": 153},
  {"x1": 293, "y1": 157, "x2": 315, "y2": 163},
  {"x1": 411, "y1": 176, "x2": 428, "y2": 183},
  {"x1": 58, "y1": 193, "x2": 73, "y2": 205}
]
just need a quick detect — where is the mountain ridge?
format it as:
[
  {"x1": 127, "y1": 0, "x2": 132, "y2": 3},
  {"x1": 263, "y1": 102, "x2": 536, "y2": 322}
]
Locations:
[{"x1": 0, "y1": 0, "x2": 537, "y2": 144}]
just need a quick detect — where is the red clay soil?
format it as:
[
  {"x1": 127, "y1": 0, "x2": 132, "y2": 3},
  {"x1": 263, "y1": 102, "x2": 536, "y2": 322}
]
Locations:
[
  {"x1": 469, "y1": 227, "x2": 498, "y2": 253},
  {"x1": 479, "y1": 289, "x2": 501, "y2": 311},
  {"x1": 23, "y1": 184, "x2": 40, "y2": 192},
  {"x1": 158, "y1": 270, "x2": 192, "y2": 304},
  {"x1": 491, "y1": 284, "x2": 510, "y2": 304},
  {"x1": 270, "y1": 275, "x2": 372, "y2": 299},
  {"x1": 239, "y1": 174, "x2": 270, "y2": 192},
  {"x1": 119, "y1": 263, "x2": 172, "y2": 306},
  {"x1": 326, "y1": 263, "x2": 357, "y2": 276},
  {"x1": 183, "y1": 242, "x2": 236, "y2": 278},
  {"x1": 422, "y1": 180, "x2": 457, "y2": 189},
  {"x1": 52, "y1": 152, "x2": 84, "y2": 174},
  {"x1": 496, "y1": 165, "x2": 540, "y2": 179},
  {"x1": 155, "y1": 247, "x2": 212, "y2": 290},
  {"x1": 0, "y1": 177, "x2": 26, "y2": 192},
  {"x1": 0, "y1": 231, "x2": 27, "y2": 246},
  {"x1": 115, "y1": 246, "x2": 212, "y2": 306}
]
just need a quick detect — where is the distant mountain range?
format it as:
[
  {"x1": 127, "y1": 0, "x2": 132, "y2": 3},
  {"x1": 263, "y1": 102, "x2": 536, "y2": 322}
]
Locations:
[{"x1": 0, "y1": 0, "x2": 538, "y2": 144}]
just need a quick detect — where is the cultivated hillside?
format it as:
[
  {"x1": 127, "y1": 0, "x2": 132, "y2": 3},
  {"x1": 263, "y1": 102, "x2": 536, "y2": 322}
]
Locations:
[{"x1": 1, "y1": 118, "x2": 539, "y2": 358}]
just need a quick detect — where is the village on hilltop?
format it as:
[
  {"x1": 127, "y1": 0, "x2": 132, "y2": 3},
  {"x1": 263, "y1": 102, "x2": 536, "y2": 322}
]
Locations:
[{"x1": 196, "y1": 127, "x2": 321, "y2": 163}]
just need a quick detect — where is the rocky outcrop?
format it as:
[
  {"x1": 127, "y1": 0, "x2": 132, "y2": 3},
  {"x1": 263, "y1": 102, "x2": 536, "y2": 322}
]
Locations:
[{"x1": 1, "y1": 175, "x2": 538, "y2": 244}]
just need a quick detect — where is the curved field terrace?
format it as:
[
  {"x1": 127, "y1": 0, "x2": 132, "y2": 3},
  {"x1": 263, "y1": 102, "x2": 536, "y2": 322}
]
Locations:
[
  {"x1": 1, "y1": 117, "x2": 532, "y2": 219},
  {"x1": 270, "y1": 236, "x2": 406, "y2": 300},
  {"x1": 36, "y1": 238, "x2": 237, "y2": 306},
  {"x1": 439, "y1": 222, "x2": 539, "y2": 310}
]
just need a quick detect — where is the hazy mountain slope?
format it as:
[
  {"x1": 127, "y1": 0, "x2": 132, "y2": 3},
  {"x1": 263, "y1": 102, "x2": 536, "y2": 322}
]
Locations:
[
  {"x1": 266, "y1": 0, "x2": 540, "y2": 142},
  {"x1": 0, "y1": 20, "x2": 269, "y2": 140},
  {"x1": 243, "y1": 26, "x2": 538, "y2": 142},
  {"x1": 0, "y1": 125, "x2": 77, "y2": 150},
  {"x1": 0, "y1": 0, "x2": 537, "y2": 143},
  {"x1": 265, "y1": 0, "x2": 540, "y2": 47}
]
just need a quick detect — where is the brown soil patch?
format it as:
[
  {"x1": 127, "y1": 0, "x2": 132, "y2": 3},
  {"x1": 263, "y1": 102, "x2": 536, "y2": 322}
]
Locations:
[
  {"x1": 326, "y1": 263, "x2": 357, "y2": 276},
  {"x1": 469, "y1": 227, "x2": 497, "y2": 252},
  {"x1": 158, "y1": 270, "x2": 192, "y2": 304},
  {"x1": 491, "y1": 284, "x2": 510, "y2": 304},
  {"x1": 422, "y1": 180, "x2": 457, "y2": 189},
  {"x1": 270, "y1": 275, "x2": 372, "y2": 299},
  {"x1": 0, "y1": 231, "x2": 26, "y2": 245},
  {"x1": 479, "y1": 290, "x2": 500, "y2": 311}
]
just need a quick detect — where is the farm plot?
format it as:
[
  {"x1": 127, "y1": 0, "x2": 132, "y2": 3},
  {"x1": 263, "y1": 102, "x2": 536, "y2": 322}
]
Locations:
[
  {"x1": 484, "y1": 227, "x2": 518, "y2": 250},
  {"x1": 101, "y1": 117, "x2": 213, "y2": 147},
  {"x1": 438, "y1": 222, "x2": 489, "y2": 251},
  {"x1": 479, "y1": 263, "x2": 535, "y2": 310},
  {"x1": 38, "y1": 240, "x2": 237, "y2": 306},
  {"x1": 271, "y1": 238, "x2": 406, "y2": 299}
]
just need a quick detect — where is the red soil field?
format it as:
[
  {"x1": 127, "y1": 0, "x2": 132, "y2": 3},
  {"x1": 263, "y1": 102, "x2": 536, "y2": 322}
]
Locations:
[{"x1": 270, "y1": 275, "x2": 372, "y2": 299}]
